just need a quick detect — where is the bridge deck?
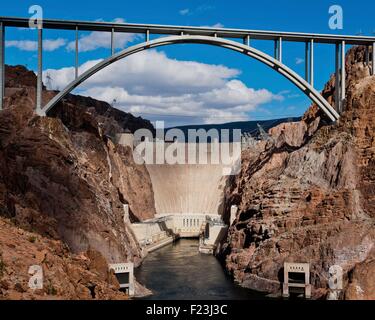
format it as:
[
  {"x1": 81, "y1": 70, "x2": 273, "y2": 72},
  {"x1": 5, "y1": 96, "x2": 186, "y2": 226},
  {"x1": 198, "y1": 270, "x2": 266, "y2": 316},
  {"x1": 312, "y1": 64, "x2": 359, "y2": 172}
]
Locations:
[
  {"x1": 1, "y1": 16, "x2": 375, "y2": 45},
  {"x1": 1, "y1": 16, "x2": 374, "y2": 116}
]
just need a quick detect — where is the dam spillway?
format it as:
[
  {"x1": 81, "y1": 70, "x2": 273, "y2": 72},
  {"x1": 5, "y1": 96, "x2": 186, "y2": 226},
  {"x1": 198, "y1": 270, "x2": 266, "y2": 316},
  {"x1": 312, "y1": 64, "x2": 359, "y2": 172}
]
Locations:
[
  {"x1": 146, "y1": 162, "x2": 228, "y2": 215},
  {"x1": 144, "y1": 142, "x2": 237, "y2": 216}
]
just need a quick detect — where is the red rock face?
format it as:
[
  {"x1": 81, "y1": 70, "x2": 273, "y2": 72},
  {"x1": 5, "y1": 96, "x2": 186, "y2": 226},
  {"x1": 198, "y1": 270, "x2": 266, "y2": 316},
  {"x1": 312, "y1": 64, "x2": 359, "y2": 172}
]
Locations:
[
  {"x1": 0, "y1": 65, "x2": 157, "y2": 299},
  {"x1": 220, "y1": 46, "x2": 375, "y2": 300},
  {"x1": 5, "y1": 65, "x2": 40, "y2": 89},
  {"x1": 0, "y1": 218, "x2": 126, "y2": 300}
]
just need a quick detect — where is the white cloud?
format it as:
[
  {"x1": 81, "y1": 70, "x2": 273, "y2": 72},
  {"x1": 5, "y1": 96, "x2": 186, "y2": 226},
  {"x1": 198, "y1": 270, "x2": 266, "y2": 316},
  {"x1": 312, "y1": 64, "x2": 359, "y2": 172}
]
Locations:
[
  {"x1": 196, "y1": 4, "x2": 215, "y2": 13},
  {"x1": 6, "y1": 40, "x2": 36, "y2": 51},
  {"x1": 67, "y1": 18, "x2": 140, "y2": 52},
  {"x1": 200, "y1": 23, "x2": 224, "y2": 28},
  {"x1": 43, "y1": 50, "x2": 281, "y2": 125},
  {"x1": 179, "y1": 5, "x2": 214, "y2": 17},
  {"x1": 5, "y1": 38, "x2": 67, "y2": 52},
  {"x1": 179, "y1": 8, "x2": 190, "y2": 16},
  {"x1": 78, "y1": 82, "x2": 278, "y2": 124},
  {"x1": 287, "y1": 93, "x2": 301, "y2": 99},
  {"x1": 198, "y1": 80, "x2": 282, "y2": 108},
  {"x1": 45, "y1": 50, "x2": 240, "y2": 95},
  {"x1": 44, "y1": 39, "x2": 68, "y2": 51},
  {"x1": 295, "y1": 57, "x2": 304, "y2": 65}
]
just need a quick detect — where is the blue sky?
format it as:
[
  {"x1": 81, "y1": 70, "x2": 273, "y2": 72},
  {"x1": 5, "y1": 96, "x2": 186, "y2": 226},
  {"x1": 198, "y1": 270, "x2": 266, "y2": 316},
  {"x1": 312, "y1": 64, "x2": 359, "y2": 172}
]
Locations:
[{"x1": 1, "y1": 0, "x2": 375, "y2": 126}]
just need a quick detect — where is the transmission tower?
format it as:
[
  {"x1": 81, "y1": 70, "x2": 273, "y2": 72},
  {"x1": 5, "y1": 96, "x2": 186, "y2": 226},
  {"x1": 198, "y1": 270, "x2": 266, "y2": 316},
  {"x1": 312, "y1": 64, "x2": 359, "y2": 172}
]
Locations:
[
  {"x1": 46, "y1": 72, "x2": 53, "y2": 89},
  {"x1": 257, "y1": 123, "x2": 270, "y2": 141},
  {"x1": 241, "y1": 132, "x2": 257, "y2": 149},
  {"x1": 103, "y1": 98, "x2": 117, "y2": 118},
  {"x1": 111, "y1": 98, "x2": 117, "y2": 108}
]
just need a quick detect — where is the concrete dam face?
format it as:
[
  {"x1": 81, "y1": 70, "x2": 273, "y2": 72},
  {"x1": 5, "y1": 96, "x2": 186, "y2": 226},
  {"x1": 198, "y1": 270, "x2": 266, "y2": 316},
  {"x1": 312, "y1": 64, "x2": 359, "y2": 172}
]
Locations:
[
  {"x1": 144, "y1": 143, "x2": 236, "y2": 216},
  {"x1": 126, "y1": 140, "x2": 239, "y2": 253},
  {"x1": 146, "y1": 163, "x2": 228, "y2": 215}
]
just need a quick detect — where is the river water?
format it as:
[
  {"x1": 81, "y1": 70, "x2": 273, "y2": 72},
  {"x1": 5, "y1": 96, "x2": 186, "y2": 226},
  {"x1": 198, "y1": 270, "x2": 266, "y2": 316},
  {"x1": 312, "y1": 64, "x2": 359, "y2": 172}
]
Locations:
[{"x1": 135, "y1": 239, "x2": 266, "y2": 300}]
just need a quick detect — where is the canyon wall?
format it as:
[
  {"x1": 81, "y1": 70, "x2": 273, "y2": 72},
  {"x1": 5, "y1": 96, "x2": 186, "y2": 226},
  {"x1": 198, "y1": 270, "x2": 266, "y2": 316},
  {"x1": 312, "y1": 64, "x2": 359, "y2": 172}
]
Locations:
[
  {"x1": 220, "y1": 46, "x2": 375, "y2": 300},
  {"x1": 0, "y1": 65, "x2": 156, "y2": 299}
]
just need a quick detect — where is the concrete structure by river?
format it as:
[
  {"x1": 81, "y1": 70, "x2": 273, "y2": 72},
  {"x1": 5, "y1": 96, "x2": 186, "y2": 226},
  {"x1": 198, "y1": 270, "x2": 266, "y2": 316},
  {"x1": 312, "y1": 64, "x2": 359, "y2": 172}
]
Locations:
[{"x1": 119, "y1": 133, "x2": 238, "y2": 254}]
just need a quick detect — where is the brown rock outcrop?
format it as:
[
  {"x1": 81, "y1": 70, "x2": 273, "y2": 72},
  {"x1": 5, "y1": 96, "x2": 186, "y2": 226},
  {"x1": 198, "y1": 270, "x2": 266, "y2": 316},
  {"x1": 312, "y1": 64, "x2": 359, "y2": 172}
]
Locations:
[
  {"x1": 0, "y1": 65, "x2": 157, "y2": 299},
  {"x1": 0, "y1": 218, "x2": 126, "y2": 300},
  {"x1": 220, "y1": 46, "x2": 375, "y2": 300}
]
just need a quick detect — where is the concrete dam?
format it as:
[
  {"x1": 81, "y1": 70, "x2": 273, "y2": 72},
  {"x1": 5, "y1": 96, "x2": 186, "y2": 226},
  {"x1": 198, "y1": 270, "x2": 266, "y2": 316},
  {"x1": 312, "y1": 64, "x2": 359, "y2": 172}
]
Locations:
[
  {"x1": 145, "y1": 141, "x2": 240, "y2": 216},
  {"x1": 118, "y1": 136, "x2": 240, "y2": 254},
  {"x1": 146, "y1": 161, "x2": 227, "y2": 215}
]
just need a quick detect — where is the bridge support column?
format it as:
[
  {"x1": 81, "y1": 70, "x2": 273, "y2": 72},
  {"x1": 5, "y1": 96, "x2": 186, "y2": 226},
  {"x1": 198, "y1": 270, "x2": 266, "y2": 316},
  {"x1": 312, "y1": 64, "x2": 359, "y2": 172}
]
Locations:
[
  {"x1": 278, "y1": 37, "x2": 282, "y2": 63},
  {"x1": 274, "y1": 37, "x2": 283, "y2": 62},
  {"x1": 36, "y1": 28, "x2": 45, "y2": 116},
  {"x1": 0, "y1": 22, "x2": 4, "y2": 111},
  {"x1": 274, "y1": 40, "x2": 278, "y2": 60},
  {"x1": 305, "y1": 42, "x2": 309, "y2": 81},
  {"x1": 309, "y1": 39, "x2": 314, "y2": 87},
  {"x1": 341, "y1": 41, "x2": 346, "y2": 112},
  {"x1": 146, "y1": 29, "x2": 150, "y2": 42},
  {"x1": 75, "y1": 26, "x2": 79, "y2": 79},
  {"x1": 111, "y1": 28, "x2": 115, "y2": 55},
  {"x1": 335, "y1": 43, "x2": 340, "y2": 112},
  {"x1": 243, "y1": 35, "x2": 250, "y2": 46}
]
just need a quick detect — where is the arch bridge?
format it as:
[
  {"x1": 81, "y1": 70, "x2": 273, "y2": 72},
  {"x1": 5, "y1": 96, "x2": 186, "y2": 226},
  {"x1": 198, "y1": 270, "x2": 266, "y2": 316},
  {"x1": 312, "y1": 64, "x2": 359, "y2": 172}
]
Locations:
[{"x1": 1, "y1": 16, "x2": 375, "y2": 121}]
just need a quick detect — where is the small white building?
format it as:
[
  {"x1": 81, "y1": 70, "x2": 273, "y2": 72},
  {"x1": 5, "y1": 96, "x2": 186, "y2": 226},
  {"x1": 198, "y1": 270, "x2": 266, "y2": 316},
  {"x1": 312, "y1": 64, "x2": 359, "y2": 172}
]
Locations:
[
  {"x1": 199, "y1": 216, "x2": 228, "y2": 254},
  {"x1": 108, "y1": 263, "x2": 135, "y2": 296},
  {"x1": 282, "y1": 262, "x2": 311, "y2": 299}
]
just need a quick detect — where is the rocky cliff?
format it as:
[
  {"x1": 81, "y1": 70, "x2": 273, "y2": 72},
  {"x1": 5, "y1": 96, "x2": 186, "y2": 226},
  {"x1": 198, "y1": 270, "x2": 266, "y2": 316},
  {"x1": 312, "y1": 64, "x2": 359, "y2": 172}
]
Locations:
[
  {"x1": 220, "y1": 46, "x2": 375, "y2": 300},
  {"x1": 0, "y1": 218, "x2": 126, "y2": 299},
  {"x1": 0, "y1": 65, "x2": 156, "y2": 299}
]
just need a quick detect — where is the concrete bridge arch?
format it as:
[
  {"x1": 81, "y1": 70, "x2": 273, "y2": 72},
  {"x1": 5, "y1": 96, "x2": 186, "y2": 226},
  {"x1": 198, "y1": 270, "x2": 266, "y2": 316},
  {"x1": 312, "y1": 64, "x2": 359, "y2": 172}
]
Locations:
[{"x1": 43, "y1": 35, "x2": 340, "y2": 122}]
